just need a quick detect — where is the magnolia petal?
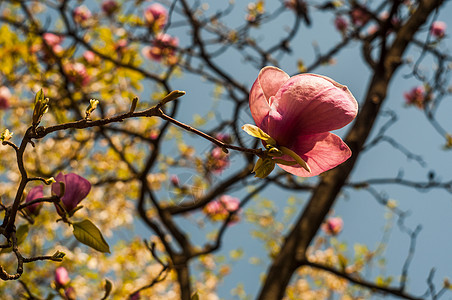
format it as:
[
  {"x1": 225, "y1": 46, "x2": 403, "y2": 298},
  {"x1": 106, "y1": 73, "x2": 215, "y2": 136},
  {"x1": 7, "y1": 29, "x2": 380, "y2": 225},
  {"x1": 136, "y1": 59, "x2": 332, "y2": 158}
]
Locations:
[
  {"x1": 267, "y1": 74, "x2": 357, "y2": 145},
  {"x1": 52, "y1": 173, "x2": 91, "y2": 212},
  {"x1": 277, "y1": 132, "x2": 351, "y2": 177},
  {"x1": 249, "y1": 67, "x2": 289, "y2": 129}
]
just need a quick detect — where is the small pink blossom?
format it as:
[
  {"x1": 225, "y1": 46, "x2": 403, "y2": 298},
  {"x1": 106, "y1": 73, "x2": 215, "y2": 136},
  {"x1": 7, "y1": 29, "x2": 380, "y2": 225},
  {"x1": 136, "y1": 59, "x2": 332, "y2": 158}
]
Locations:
[
  {"x1": 83, "y1": 50, "x2": 97, "y2": 64},
  {"x1": 430, "y1": 21, "x2": 446, "y2": 39},
  {"x1": 404, "y1": 86, "x2": 431, "y2": 109},
  {"x1": 55, "y1": 267, "x2": 70, "y2": 286},
  {"x1": 334, "y1": 16, "x2": 348, "y2": 34},
  {"x1": 51, "y1": 172, "x2": 91, "y2": 215},
  {"x1": 102, "y1": 0, "x2": 119, "y2": 16},
  {"x1": 170, "y1": 175, "x2": 180, "y2": 187},
  {"x1": 204, "y1": 195, "x2": 240, "y2": 223},
  {"x1": 0, "y1": 86, "x2": 11, "y2": 110},
  {"x1": 73, "y1": 5, "x2": 92, "y2": 25},
  {"x1": 142, "y1": 33, "x2": 179, "y2": 64},
  {"x1": 25, "y1": 185, "x2": 44, "y2": 216},
  {"x1": 65, "y1": 63, "x2": 90, "y2": 86},
  {"x1": 43, "y1": 33, "x2": 63, "y2": 47},
  {"x1": 144, "y1": 3, "x2": 167, "y2": 31},
  {"x1": 247, "y1": 66, "x2": 358, "y2": 177},
  {"x1": 351, "y1": 6, "x2": 370, "y2": 26},
  {"x1": 215, "y1": 133, "x2": 233, "y2": 144},
  {"x1": 322, "y1": 217, "x2": 343, "y2": 236},
  {"x1": 114, "y1": 38, "x2": 128, "y2": 55},
  {"x1": 206, "y1": 147, "x2": 229, "y2": 173}
]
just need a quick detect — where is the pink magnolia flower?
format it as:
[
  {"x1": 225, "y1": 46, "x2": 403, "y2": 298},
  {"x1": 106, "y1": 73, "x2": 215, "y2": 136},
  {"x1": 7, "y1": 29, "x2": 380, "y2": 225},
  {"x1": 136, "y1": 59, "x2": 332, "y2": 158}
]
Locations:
[
  {"x1": 430, "y1": 21, "x2": 446, "y2": 39},
  {"x1": 83, "y1": 50, "x2": 97, "y2": 64},
  {"x1": 65, "y1": 62, "x2": 90, "y2": 86},
  {"x1": 322, "y1": 217, "x2": 343, "y2": 236},
  {"x1": 55, "y1": 267, "x2": 70, "y2": 286},
  {"x1": 334, "y1": 16, "x2": 348, "y2": 34},
  {"x1": 246, "y1": 66, "x2": 358, "y2": 177},
  {"x1": 51, "y1": 172, "x2": 91, "y2": 215},
  {"x1": 142, "y1": 33, "x2": 179, "y2": 64},
  {"x1": 25, "y1": 185, "x2": 44, "y2": 216},
  {"x1": 170, "y1": 175, "x2": 180, "y2": 187},
  {"x1": 144, "y1": 3, "x2": 168, "y2": 31},
  {"x1": 0, "y1": 86, "x2": 11, "y2": 110},
  {"x1": 404, "y1": 86, "x2": 430, "y2": 109},
  {"x1": 215, "y1": 133, "x2": 233, "y2": 144},
  {"x1": 204, "y1": 195, "x2": 240, "y2": 223},
  {"x1": 102, "y1": 0, "x2": 119, "y2": 16},
  {"x1": 73, "y1": 5, "x2": 92, "y2": 25}
]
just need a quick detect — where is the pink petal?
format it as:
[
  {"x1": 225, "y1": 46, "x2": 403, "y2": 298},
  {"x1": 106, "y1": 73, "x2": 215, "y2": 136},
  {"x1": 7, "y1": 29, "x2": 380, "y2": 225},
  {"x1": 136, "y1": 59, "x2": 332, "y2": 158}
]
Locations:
[
  {"x1": 276, "y1": 132, "x2": 351, "y2": 177},
  {"x1": 249, "y1": 66, "x2": 289, "y2": 129},
  {"x1": 267, "y1": 74, "x2": 357, "y2": 145}
]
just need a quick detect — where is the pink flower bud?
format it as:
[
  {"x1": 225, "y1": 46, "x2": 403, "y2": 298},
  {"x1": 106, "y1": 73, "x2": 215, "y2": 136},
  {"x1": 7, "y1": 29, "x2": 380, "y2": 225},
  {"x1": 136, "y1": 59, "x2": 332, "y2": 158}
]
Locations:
[
  {"x1": 51, "y1": 172, "x2": 91, "y2": 215},
  {"x1": 142, "y1": 33, "x2": 179, "y2": 64},
  {"x1": 144, "y1": 3, "x2": 168, "y2": 30},
  {"x1": 351, "y1": 6, "x2": 370, "y2": 26},
  {"x1": 204, "y1": 195, "x2": 240, "y2": 223},
  {"x1": 404, "y1": 86, "x2": 430, "y2": 109},
  {"x1": 102, "y1": 0, "x2": 119, "y2": 16},
  {"x1": 0, "y1": 86, "x2": 11, "y2": 110},
  {"x1": 73, "y1": 5, "x2": 92, "y2": 24},
  {"x1": 322, "y1": 217, "x2": 343, "y2": 236},
  {"x1": 215, "y1": 133, "x2": 232, "y2": 144},
  {"x1": 25, "y1": 185, "x2": 44, "y2": 216},
  {"x1": 334, "y1": 16, "x2": 348, "y2": 34},
  {"x1": 206, "y1": 147, "x2": 229, "y2": 173},
  {"x1": 170, "y1": 175, "x2": 180, "y2": 187},
  {"x1": 43, "y1": 33, "x2": 63, "y2": 47},
  {"x1": 431, "y1": 21, "x2": 446, "y2": 39},
  {"x1": 55, "y1": 267, "x2": 70, "y2": 286}
]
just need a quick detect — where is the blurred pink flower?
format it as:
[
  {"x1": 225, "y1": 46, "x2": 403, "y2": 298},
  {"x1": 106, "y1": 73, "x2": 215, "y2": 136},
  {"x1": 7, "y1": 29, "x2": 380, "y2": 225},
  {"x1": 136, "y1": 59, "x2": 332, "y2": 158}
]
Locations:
[
  {"x1": 404, "y1": 86, "x2": 430, "y2": 109},
  {"x1": 55, "y1": 267, "x2": 70, "y2": 286},
  {"x1": 102, "y1": 0, "x2": 119, "y2": 16},
  {"x1": 204, "y1": 195, "x2": 240, "y2": 223},
  {"x1": 0, "y1": 86, "x2": 11, "y2": 110},
  {"x1": 83, "y1": 50, "x2": 97, "y2": 64},
  {"x1": 43, "y1": 33, "x2": 63, "y2": 47},
  {"x1": 248, "y1": 66, "x2": 358, "y2": 177},
  {"x1": 351, "y1": 6, "x2": 370, "y2": 26},
  {"x1": 65, "y1": 62, "x2": 90, "y2": 86},
  {"x1": 322, "y1": 217, "x2": 343, "y2": 236},
  {"x1": 206, "y1": 147, "x2": 229, "y2": 173},
  {"x1": 144, "y1": 3, "x2": 167, "y2": 31},
  {"x1": 215, "y1": 133, "x2": 233, "y2": 144},
  {"x1": 25, "y1": 185, "x2": 44, "y2": 216},
  {"x1": 73, "y1": 5, "x2": 92, "y2": 24},
  {"x1": 142, "y1": 33, "x2": 179, "y2": 64},
  {"x1": 170, "y1": 175, "x2": 180, "y2": 187},
  {"x1": 431, "y1": 21, "x2": 446, "y2": 39},
  {"x1": 334, "y1": 16, "x2": 348, "y2": 34},
  {"x1": 52, "y1": 172, "x2": 91, "y2": 215}
]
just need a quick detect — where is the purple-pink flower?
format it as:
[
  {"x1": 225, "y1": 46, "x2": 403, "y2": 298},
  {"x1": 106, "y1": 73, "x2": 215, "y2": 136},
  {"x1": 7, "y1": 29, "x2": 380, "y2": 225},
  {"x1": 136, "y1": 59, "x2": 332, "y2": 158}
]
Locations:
[
  {"x1": 65, "y1": 63, "x2": 90, "y2": 86},
  {"x1": 322, "y1": 217, "x2": 343, "y2": 236},
  {"x1": 144, "y1": 3, "x2": 168, "y2": 31},
  {"x1": 43, "y1": 33, "x2": 63, "y2": 47},
  {"x1": 102, "y1": 0, "x2": 119, "y2": 16},
  {"x1": 0, "y1": 86, "x2": 11, "y2": 110},
  {"x1": 51, "y1": 172, "x2": 91, "y2": 215},
  {"x1": 206, "y1": 147, "x2": 229, "y2": 173},
  {"x1": 142, "y1": 33, "x2": 179, "y2": 64},
  {"x1": 25, "y1": 185, "x2": 44, "y2": 216},
  {"x1": 73, "y1": 5, "x2": 92, "y2": 25},
  {"x1": 55, "y1": 267, "x2": 70, "y2": 286},
  {"x1": 334, "y1": 16, "x2": 348, "y2": 34},
  {"x1": 246, "y1": 66, "x2": 358, "y2": 177},
  {"x1": 430, "y1": 21, "x2": 446, "y2": 39},
  {"x1": 404, "y1": 86, "x2": 431, "y2": 109},
  {"x1": 204, "y1": 195, "x2": 240, "y2": 223},
  {"x1": 350, "y1": 6, "x2": 370, "y2": 26}
]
